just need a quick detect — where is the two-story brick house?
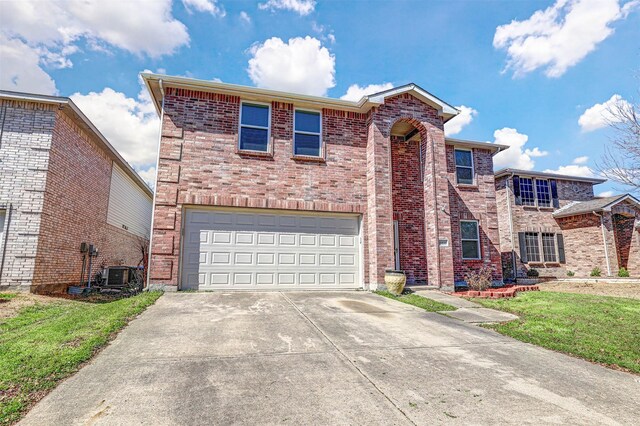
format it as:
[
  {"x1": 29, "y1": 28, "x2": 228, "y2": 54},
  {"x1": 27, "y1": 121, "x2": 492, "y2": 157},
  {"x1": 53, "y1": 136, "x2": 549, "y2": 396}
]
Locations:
[
  {"x1": 143, "y1": 73, "x2": 507, "y2": 291},
  {"x1": 495, "y1": 168, "x2": 640, "y2": 278},
  {"x1": 0, "y1": 91, "x2": 153, "y2": 293}
]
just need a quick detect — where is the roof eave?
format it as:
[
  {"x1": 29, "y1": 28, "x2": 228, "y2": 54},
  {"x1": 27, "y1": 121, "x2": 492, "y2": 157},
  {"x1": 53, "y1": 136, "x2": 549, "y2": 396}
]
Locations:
[
  {"x1": 494, "y1": 168, "x2": 607, "y2": 184},
  {"x1": 0, "y1": 90, "x2": 153, "y2": 198}
]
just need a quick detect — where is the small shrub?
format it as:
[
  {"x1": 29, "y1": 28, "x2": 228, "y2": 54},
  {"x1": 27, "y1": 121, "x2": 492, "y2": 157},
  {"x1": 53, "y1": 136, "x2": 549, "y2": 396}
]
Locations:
[
  {"x1": 526, "y1": 268, "x2": 539, "y2": 278},
  {"x1": 618, "y1": 267, "x2": 630, "y2": 278},
  {"x1": 566, "y1": 270, "x2": 575, "y2": 277},
  {"x1": 590, "y1": 267, "x2": 602, "y2": 277},
  {"x1": 465, "y1": 266, "x2": 493, "y2": 291}
]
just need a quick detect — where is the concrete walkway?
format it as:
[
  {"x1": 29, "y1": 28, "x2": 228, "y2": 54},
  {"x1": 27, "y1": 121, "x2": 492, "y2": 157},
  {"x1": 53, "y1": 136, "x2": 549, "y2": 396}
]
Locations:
[
  {"x1": 415, "y1": 290, "x2": 520, "y2": 323},
  {"x1": 21, "y1": 292, "x2": 640, "y2": 425}
]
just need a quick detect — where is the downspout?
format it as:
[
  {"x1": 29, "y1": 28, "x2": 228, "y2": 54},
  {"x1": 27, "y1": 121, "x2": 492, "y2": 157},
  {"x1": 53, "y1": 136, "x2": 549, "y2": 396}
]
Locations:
[
  {"x1": 0, "y1": 204, "x2": 12, "y2": 286},
  {"x1": 505, "y1": 172, "x2": 517, "y2": 280},
  {"x1": 145, "y1": 79, "x2": 165, "y2": 290},
  {"x1": 594, "y1": 211, "x2": 612, "y2": 276},
  {"x1": 428, "y1": 129, "x2": 442, "y2": 287}
]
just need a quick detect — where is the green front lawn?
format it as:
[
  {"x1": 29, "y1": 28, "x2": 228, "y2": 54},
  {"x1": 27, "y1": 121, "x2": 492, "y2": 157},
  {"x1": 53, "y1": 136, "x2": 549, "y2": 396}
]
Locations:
[
  {"x1": 476, "y1": 292, "x2": 640, "y2": 374},
  {"x1": 375, "y1": 291, "x2": 456, "y2": 312},
  {"x1": 0, "y1": 292, "x2": 162, "y2": 425}
]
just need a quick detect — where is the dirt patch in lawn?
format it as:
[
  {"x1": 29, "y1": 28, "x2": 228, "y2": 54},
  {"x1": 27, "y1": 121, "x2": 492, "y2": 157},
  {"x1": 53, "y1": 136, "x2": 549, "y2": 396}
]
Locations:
[
  {"x1": 0, "y1": 293, "x2": 56, "y2": 319},
  {"x1": 538, "y1": 280, "x2": 640, "y2": 299}
]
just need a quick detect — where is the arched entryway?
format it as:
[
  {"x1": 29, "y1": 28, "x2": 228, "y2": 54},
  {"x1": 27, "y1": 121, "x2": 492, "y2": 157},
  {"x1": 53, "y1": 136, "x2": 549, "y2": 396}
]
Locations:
[{"x1": 389, "y1": 119, "x2": 428, "y2": 284}]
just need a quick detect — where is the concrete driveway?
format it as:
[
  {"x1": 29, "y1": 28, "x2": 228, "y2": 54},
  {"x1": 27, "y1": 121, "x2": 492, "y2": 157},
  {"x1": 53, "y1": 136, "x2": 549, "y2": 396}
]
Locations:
[{"x1": 21, "y1": 292, "x2": 640, "y2": 425}]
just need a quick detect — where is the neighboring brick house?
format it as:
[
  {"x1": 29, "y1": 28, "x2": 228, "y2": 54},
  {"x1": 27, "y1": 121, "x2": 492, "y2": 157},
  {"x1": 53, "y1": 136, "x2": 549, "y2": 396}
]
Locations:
[
  {"x1": 143, "y1": 73, "x2": 507, "y2": 291},
  {"x1": 495, "y1": 168, "x2": 640, "y2": 278},
  {"x1": 0, "y1": 91, "x2": 153, "y2": 293}
]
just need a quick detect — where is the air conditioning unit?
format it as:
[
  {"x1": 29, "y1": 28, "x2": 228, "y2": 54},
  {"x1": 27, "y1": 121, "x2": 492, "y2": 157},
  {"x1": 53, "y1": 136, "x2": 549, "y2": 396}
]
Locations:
[{"x1": 101, "y1": 266, "x2": 138, "y2": 288}]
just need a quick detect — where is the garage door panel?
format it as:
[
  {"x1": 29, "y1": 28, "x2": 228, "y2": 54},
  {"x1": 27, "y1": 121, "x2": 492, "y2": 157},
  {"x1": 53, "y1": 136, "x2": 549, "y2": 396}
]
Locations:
[{"x1": 182, "y1": 209, "x2": 360, "y2": 290}]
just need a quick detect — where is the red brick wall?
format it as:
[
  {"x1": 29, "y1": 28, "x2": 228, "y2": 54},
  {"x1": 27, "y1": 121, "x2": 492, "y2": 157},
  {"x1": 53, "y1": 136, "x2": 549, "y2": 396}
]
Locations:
[
  {"x1": 151, "y1": 88, "x2": 369, "y2": 288},
  {"x1": 32, "y1": 111, "x2": 144, "y2": 293},
  {"x1": 556, "y1": 213, "x2": 609, "y2": 276},
  {"x1": 151, "y1": 88, "x2": 504, "y2": 290},
  {"x1": 390, "y1": 135, "x2": 427, "y2": 283},
  {"x1": 446, "y1": 146, "x2": 503, "y2": 283}
]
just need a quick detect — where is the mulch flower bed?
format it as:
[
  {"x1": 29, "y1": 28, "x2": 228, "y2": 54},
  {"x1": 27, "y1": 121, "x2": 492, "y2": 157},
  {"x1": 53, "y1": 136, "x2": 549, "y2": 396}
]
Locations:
[{"x1": 451, "y1": 284, "x2": 539, "y2": 299}]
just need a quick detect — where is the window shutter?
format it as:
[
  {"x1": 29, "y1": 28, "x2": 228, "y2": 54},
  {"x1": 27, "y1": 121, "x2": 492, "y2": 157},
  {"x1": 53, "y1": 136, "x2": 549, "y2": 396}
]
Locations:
[
  {"x1": 550, "y1": 179, "x2": 559, "y2": 208},
  {"x1": 518, "y1": 232, "x2": 527, "y2": 263},
  {"x1": 513, "y1": 176, "x2": 522, "y2": 205},
  {"x1": 557, "y1": 234, "x2": 566, "y2": 263}
]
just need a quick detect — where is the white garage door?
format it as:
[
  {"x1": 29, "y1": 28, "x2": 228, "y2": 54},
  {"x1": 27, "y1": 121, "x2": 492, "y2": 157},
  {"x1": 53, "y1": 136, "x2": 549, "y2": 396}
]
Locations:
[{"x1": 181, "y1": 208, "x2": 361, "y2": 290}]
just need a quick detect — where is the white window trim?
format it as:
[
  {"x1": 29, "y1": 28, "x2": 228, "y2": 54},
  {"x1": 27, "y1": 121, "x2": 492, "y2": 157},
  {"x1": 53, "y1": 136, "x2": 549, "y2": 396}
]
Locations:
[
  {"x1": 454, "y1": 148, "x2": 474, "y2": 185},
  {"x1": 293, "y1": 108, "x2": 323, "y2": 158},
  {"x1": 460, "y1": 220, "x2": 481, "y2": 260},
  {"x1": 238, "y1": 101, "x2": 271, "y2": 153}
]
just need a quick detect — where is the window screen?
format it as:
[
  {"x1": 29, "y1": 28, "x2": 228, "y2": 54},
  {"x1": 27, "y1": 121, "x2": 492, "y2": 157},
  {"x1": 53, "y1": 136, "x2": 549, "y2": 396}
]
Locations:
[
  {"x1": 524, "y1": 232, "x2": 541, "y2": 262},
  {"x1": 294, "y1": 110, "x2": 321, "y2": 157},
  {"x1": 240, "y1": 103, "x2": 270, "y2": 152},
  {"x1": 460, "y1": 220, "x2": 480, "y2": 259},
  {"x1": 520, "y1": 178, "x2": 536, "y2": 206},
  {"x1": 455, "y1": 149, "x2": 473, "y2": 185}
]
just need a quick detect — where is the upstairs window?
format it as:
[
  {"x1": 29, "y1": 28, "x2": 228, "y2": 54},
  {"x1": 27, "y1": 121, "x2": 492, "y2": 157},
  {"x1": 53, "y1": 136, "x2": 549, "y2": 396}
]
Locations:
[
  {"x1": 294, "y1": 110, "x2": 322, "y2": 157},
  {"x1": 520, "y1": 177, "x2": 536, "y2": 206},
  {"x1": 454, "y1": 149, "x2": 474, "y2": 185},
  {"x1": 535, "y1": 179, "x2": 551, "y2": 207},
  {"x1": 514, "y1": 176, "x2": 559, "y2": 208},
  {"x1": 460, "y1": 220, "x2": 481, "y2": 259},
  {"x1": 239, "y1": 103, "x2": 270, "y2": 152}
]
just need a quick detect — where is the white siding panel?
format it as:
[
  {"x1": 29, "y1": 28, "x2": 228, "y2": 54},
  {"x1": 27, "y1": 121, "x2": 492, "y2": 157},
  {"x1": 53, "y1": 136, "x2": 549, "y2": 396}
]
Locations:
[{"x1": 106, "y1": 164, "x2": 153, "y2": 237}]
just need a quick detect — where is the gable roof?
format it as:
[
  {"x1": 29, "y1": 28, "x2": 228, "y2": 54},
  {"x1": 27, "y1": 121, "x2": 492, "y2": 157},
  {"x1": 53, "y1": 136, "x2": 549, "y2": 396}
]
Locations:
[
  {"x1": 141, "y1": 73, "x2": 459, "y2": 122},
  {"x1": 0, "y1": 90, "x2": 153, "y2": 198},
  {"x1": 494, "y1": 168, "x2": 606, "y2": 184},
  {"x1": 553, "y1": 194, "x2": 640, "y2": 218}
]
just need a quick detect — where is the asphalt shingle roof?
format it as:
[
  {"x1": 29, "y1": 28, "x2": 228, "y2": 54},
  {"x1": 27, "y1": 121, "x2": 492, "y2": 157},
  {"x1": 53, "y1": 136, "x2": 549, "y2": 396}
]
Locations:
[{"x1": 553, "y1": 195, "x2": 628, "y2": 218}]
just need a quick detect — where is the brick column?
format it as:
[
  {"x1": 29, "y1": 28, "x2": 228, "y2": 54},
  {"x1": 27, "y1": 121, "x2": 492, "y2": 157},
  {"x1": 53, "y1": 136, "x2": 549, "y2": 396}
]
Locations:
[
  {"x1": 365, "y1": 120, "x2": 394, "y2": 289},
  {"x1": 149, "y1": 113, "x2": 183, "y2": 290},
  {"x1": 421, "y1": 125, "x2": 454, "y2": 289}
]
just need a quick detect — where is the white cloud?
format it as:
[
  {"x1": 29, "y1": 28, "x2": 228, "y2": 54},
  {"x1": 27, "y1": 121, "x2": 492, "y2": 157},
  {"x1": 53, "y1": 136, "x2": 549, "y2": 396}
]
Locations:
[
  {"x1": 340, "y1": 83, "x2": 394, "y2": 101},
  {"x1": 247, "y1": 36, "x2": 335, "y2": 96},
  {"x1": 70, "y1": 74, "x2": 159, "y2": 169},
  {"x1": 239, "y1": 11, "x2": 252, "y2": 24},
  {"x1": 258, "y1": 0, "x2": 316, "y2": 15},
  {"x1": 182, "y1": 0, "x2": 225, "y2": 16},
  {"x1": 0, "y1": 0, "x2": 190, "y2": 59},
  {"x1": 136, "y1": 166, "x2": 157, "y2": 189},
  {"x1": 543, "y1": 164, "x2": 596, "y2": 177},
  {"x1": 493, "y1": 0, "x2": 639, "y2": 78},
  {"x1": 597, "y1": 190, "x2": 615, "y2": 197},
  {"x1": 444, "y1": 105, "x2": 477, "y2": 136},
  {"x1": 492, "y1": 127, "x2": 548, "y2": 170},
  {"x1": 0, "y1": 34, "x2": 57, "y2": 94},
  {"x1": 578, "y1": 94, "x2": 632, "y2": 132},
  {"x1": 573, "y1": 155, "x2": 589, "y2": 164}
]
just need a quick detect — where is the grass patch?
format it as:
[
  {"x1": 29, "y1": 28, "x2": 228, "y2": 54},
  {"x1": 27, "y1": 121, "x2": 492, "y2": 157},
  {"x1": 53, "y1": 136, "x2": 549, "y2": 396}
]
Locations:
[
  {"x1": 375, "y1": 291, "x2": 456, "y2": 312},
  {"x1": 0, "y1": 291, "x2": 162, "y2": 425},
  {"x1": 476, "y1": 291, "x2": 640, "y2": 374},
  {"x1": 0, "y1": 294, "x2": 17, "y2": 300}
]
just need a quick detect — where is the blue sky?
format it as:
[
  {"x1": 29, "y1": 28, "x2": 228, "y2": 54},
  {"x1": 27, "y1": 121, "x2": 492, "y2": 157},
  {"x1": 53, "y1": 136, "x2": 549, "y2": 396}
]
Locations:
[{"x1": 1, "y1": 0, "x2": 638, "y2": 195}]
